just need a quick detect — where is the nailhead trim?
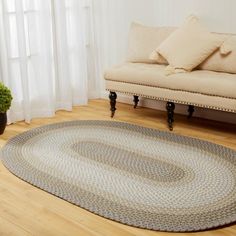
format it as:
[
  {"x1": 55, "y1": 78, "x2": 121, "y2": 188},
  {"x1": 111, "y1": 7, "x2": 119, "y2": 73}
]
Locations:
[
  {"x1": 106, "y1": 89, "x2": 236, "y2": 113},
  {"x1": 105, "y1": 79, "x2": 236, "y2": 100}
]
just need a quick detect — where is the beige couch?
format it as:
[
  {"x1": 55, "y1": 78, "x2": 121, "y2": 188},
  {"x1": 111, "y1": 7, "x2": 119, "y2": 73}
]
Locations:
[{"x1": 104, "y1": 23, "x2": 236, "y2": 130}]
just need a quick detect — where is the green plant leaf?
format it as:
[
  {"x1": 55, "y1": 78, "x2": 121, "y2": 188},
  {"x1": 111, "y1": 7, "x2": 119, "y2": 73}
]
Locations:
[{"x1": 0, "y1": 83, "x2": 13, "y2": 113}]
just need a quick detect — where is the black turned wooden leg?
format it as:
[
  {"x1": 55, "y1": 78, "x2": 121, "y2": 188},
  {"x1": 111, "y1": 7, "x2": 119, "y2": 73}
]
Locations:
[
  {"x1": 166, "y1": 102, "x2": 175, "y2": 131},
  {"x1": 133, "y1": 96, "x2": 139, "y2": 109},
  {"x1": 188, "y1": 105, "x2": 195, "y2": 119},
  {"x1": 109, "y1": 92, "x2": 117, "y2": 118}
]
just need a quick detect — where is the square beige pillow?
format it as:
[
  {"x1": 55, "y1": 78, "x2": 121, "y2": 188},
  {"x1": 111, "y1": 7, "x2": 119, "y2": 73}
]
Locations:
[
  {"x1": 126, "y1": 22, "x2": 175, "y2": 64},
  {"x1": 199, "y1": 35, "x2": 236, "y2": 74},
  {"x1": 156, "y1": 15, "x2": 225, "y2": 73}
]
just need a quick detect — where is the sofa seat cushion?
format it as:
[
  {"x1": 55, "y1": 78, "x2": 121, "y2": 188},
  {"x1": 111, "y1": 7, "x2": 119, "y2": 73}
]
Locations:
[{"x1": 104, "y1": 63, "x2": 236, "y2": 99}]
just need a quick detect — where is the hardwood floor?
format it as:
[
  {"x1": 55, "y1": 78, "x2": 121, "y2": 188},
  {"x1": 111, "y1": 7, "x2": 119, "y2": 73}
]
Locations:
[{"x1": 0, "y1": 99, "x2": 236, "y2": 236}]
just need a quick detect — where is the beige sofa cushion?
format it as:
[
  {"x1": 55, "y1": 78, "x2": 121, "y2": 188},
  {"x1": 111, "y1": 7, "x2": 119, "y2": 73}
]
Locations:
[
  {"x1": 104, "y1": 63, "x2": 236, "y2": 99},
  {"x1": 156, "y1": 16, "x2": 225, "y2": 73},
  {"x1": 149, "y1": 50, "x2": 168, "y2": 64},
  {"x1": 126, "y1": 22, "x2": 175, "y2": 64},
  {"x1": 106, "y1": 80, "x2": 236, "y2": 113},
  {"x1": 199, "y1": 35, "x2": 236, "y2": 74}
]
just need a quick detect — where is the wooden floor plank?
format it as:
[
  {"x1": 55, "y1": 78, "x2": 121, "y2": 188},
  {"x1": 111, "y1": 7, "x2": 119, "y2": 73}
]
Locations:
[{"x1": 0, "y1": 216, "x2": 31, "y2": 236}]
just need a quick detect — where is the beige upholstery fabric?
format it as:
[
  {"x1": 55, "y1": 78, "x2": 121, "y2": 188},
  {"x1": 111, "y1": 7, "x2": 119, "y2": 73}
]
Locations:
[
  {"x1": 105, "y1": 80, "x2": 236, "y2": 113},
  {"x1": 156, "y1": 16, "x2": 225, "y2": 73},
  {"x1": 104, "y1": 63, "x2": 236, "y2": 99},
  {"x1": 127, "y1": 22, "x2": 175, "y2": 64},
  {"x1": 149, "y1": 51, "x2": 168, "y2": 64},
  {"x1": 105, "y1": 20, "x2": 236, "y2": 113},
  {"x1": 199, "y1": 35, "x2": 236, "y2": 74}
]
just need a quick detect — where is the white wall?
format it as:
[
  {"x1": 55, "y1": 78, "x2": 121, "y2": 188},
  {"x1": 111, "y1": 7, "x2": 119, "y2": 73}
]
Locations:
[
  {"x1": 95, "y1": 0, "x2": 157, "y2": 66},
  {"x1": 99, "y1": 0, "x2": 236, "y2": 124},
  {"x1": 105, "y1": 0, "x2": 158, "y2": 65},
  {"x1": 155, "y1": 0, "x2": 236, "y2": 33}
]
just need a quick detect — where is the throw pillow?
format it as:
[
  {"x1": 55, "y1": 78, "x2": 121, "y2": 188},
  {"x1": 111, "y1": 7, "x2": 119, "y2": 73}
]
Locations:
[
  {"x1": 127, "y1": 22, "x2": 175, "y2": 64},
  {"x1": 156, "y1": 15, "x2": 225, "y2": 74},
  {"x1": 199, "y1": 35, "x2": 236, "y2": 74}
]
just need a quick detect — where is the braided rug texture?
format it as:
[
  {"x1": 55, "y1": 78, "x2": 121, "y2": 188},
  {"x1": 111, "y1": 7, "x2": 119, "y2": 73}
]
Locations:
[{"x1": 1, "y1": 120, "x2": 236, "y2": 232}]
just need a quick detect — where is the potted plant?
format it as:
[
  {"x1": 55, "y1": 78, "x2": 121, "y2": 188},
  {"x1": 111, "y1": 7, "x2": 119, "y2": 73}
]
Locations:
[{"x1": 0, "y1": 83, "x2": 12, "y2": 135}]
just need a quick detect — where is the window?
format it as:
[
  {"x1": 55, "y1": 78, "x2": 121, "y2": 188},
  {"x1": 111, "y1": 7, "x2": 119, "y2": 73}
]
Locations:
[{"x1": 3, "y1": 0, "x2": 41, "y2": 59}]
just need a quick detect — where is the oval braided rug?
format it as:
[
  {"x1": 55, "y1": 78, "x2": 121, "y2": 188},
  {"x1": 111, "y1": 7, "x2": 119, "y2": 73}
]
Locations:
[{"x1": 1, "y1": 120, "x2": 236, "y2": 232}]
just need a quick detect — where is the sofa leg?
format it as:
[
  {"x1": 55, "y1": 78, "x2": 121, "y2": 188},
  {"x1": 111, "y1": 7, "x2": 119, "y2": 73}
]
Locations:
[
  {"x1": 133, "y1": 96, "x2": 139, "y2": 109},
  {"x1": 188, "y1": 105, "x2": 195, "y2": 119},
  {"x1": 166, "y1": 102, "x2": 175, "y2": 131},
  {"x1": 109, "y1": 91, "x2": 117, "y2": 118}
]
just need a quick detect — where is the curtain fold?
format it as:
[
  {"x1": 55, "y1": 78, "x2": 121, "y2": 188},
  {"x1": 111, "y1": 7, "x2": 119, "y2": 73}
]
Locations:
[{"x1": 0, "y1": 0, "x2": 99, "y2": 123}]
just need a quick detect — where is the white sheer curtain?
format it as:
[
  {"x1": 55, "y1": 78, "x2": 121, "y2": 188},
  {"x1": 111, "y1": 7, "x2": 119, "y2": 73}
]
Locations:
[{"x1": 0, "y1": 0, "x2": 100, "y2": 123}]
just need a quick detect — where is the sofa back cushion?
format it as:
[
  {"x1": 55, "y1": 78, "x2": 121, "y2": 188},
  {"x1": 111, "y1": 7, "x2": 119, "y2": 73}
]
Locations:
[
  {"x1": 199, "y1": 35, "x2": 236, "y2": 74},
  {"x1": 126, "y1": 23, "x2": 175, "y2": 64}
]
